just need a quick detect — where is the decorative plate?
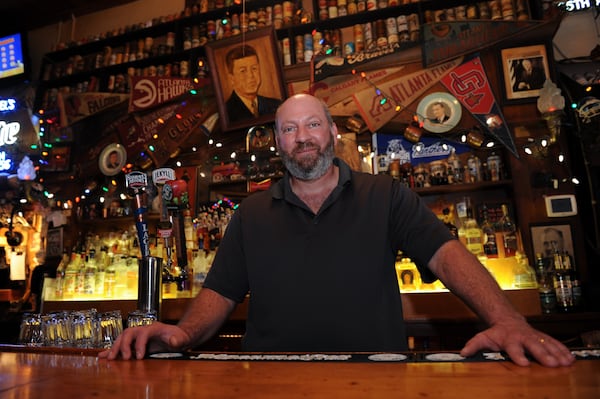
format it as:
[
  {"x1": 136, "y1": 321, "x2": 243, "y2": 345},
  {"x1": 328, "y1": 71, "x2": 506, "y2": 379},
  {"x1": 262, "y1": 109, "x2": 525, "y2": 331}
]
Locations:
[
  {"x1": 417, "y1": 92, "x2": 462, "y2": 134},
  {"x1": 99, "y1": 143, "x2": 127, "y2": 176}
]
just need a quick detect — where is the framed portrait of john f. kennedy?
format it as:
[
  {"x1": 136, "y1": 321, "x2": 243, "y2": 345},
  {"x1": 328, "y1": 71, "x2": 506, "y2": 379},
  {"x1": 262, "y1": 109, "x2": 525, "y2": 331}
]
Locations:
[{"x1": 206, "y1": 27, "x2": 287, "y2": 132}]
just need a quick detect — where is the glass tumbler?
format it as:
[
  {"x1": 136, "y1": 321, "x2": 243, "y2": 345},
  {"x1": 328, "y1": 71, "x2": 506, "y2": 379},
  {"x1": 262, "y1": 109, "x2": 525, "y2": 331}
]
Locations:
[
  {"x1": 70, "y1": 309, "x2": 98, "y2": 348},
  {"x1": 127, "y1": 310, "x2": 157, "y2": 328},
  {"x1": 42, "y1": 311, "x2": 72, "y2": 347},
  {"x1": 97, "y1": 310, "x2": 124, "y2": 348},
  {"x1": 19, "y1": 313, "x2": 43, "y2": 346}
]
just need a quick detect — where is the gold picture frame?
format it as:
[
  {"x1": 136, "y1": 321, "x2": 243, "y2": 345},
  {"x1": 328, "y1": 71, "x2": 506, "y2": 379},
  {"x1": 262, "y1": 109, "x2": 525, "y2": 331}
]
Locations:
[{"x1": 206, "y1": 27, "x2": 286, "y2": 132}]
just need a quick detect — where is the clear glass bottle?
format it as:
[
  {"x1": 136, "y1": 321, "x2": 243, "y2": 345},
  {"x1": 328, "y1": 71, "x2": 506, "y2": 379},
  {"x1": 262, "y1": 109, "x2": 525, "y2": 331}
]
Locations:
[
  {"x1": 498, "y1": 204, "x2": 518, "y2": 257},
  {"x1": 535, "y1": 252, "x2": 556, "y2": 313},
  {"x1": 54, "y1": 250, "x2": 70, "y2": 299},
  {"x1": 63, "y1": 250, "x2": 81, "y2": 298},
  {"x1": 512, "y1": 252, "x2": 537, "y2": 288},
  {"x1": 447, "y1": 148, "x2": 462, "y2": 184},
  {"x1": 104, "y1": 256, "x2": 116, "y2": 298},
  {"x1": 553, "y1": 251, "x2": 574, "y2": 312},
  {"x1": 83, "y1": 249, "x2": 98, "y2": 296}
]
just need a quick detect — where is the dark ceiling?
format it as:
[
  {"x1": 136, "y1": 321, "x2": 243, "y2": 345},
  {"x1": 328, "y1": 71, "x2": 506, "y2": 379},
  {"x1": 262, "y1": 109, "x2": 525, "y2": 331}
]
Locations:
[{"x1": 0, "y1": 0, "x2": 137, "y2": 34}]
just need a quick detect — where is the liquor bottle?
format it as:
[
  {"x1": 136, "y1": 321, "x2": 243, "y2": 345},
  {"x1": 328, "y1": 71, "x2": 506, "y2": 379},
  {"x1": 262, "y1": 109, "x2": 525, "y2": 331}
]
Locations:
[
  {"x1": 447, "y1": 148, "x2": 462, "y2": 184},
  {"x1": 512, "y1": 252, "x2": 537, "y2": 288},
  {"x1": 83, "y1": 249, "x2": 98, "y2": 296},
  {"x1": 54, "y1": 250, "x2": 70, "y2": 299},
  {"x1": 480, "y1": 204, "x2": 498, "y2": 258},
  {"x1": 94, "y1": 246, "x2": 108, "y2": 297},
  {"x1": 535, "y1": 253, "x2": 556, "y2": 313},
  {"x1": 563, "y1": 251, "x2": 583, "y2": 310},
  {"x1": 442, "y1": 207, "x2": 458, "y2": 238},
  {"x1": 463, "y1": 218, "x2": 484, "y2": 256},
  {"x1": 553, "y1": 251, "x2": 574, "y2": 312},
  {"x1": 104, "y1": 256, "x2": 116, "y2": 298},
  {"x1": 498, "y1": 204, "x2": 518, "y2": 257},
  {"x1": 64, "y1": 250, "x2": 83, "y2": 297},
  {"x1": 125, "y1": 256, "x2": 139, "y2": 298}
]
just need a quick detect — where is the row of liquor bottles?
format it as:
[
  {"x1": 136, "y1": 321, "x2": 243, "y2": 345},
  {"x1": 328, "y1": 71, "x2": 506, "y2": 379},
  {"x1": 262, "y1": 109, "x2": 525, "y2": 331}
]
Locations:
[
  {"x1": 439, "y1": 199, "x2": 583, "y2": 312},
  {"x1": 51, "y1": 244, "x2": 215, "y2": 301},
  {"x1": 443, "y1": 200, "x2": 518, "y2": 259},
  {"x1": 50, "y1": 203, "x2": 235, "y2": 300},
  {"x1": 535, "y1": 251, "x2": 582, "y2": 313}
]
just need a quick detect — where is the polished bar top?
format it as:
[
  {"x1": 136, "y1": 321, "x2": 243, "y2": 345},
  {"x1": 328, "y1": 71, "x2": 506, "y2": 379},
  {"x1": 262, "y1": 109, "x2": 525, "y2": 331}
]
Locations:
[{"x1": 0, "y1": 348, "x2": 599, "y2": 399}]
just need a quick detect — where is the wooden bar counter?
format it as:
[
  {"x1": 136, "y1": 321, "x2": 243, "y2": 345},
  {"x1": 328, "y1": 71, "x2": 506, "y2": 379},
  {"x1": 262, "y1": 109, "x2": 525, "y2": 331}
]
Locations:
[{"x1": 0, "y1": 346, "x2": 598, "y2": 398}]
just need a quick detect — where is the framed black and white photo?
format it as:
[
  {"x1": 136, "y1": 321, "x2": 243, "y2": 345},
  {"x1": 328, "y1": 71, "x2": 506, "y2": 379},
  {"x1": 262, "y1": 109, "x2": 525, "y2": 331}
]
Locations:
[
  {"x1": 530, "y1": 222, "x2": 574, "y2": 260},
  {"x1": 501, "y1": 44, "x2": 550, "y2": 101}
]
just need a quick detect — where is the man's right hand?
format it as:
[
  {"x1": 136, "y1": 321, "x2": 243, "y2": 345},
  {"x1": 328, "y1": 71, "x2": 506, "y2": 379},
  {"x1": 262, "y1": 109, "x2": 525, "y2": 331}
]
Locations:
[{"x1": 98, "y1": 322, "x2": 191, "y2": 360}]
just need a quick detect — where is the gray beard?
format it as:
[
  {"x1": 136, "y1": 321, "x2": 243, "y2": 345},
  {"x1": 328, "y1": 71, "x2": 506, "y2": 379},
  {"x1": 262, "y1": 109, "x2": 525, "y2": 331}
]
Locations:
[{"x1": 280, "y1": 138, "x2": 335, "y2": 181}]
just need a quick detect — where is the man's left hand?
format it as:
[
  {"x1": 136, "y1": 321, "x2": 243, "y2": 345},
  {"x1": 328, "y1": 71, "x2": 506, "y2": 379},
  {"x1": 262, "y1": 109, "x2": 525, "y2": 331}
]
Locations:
[{"x1": 460, "y1": 319, "x2": 575, "y2": 367}]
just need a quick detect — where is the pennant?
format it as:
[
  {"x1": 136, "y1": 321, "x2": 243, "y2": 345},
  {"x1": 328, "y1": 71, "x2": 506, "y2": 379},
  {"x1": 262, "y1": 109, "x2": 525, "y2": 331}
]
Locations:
[
  {"x1": 57, "y1": 92, "x2": 129, "y2": 127},
  {"x1": 128, "y1": 76, "x2": 211, "y2": 112},
  {"x1": 440, "y1": 55, "x2": 518, "y2": 158},
  {"x1": 117, "y1": 102, "x2": 180, "y2": 164},
  {"x1": 353, "y1": 57, "x2": 463, "y2": 132},
  {"x1": 288, "y1": 67, "x2": 406, "y2": 107},
  {"x1": 147, "y1": 95, "x2": 217, "y2": 167},
  {"x1": 422, "y1": 20, "x2": 549, "y2": 67}
]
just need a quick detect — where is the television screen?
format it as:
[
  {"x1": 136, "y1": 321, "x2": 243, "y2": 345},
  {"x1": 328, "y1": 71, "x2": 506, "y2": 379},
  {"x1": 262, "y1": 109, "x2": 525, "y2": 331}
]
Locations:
[{"x1": 0, "y1": 32, "x2": 26, "y2": 81}]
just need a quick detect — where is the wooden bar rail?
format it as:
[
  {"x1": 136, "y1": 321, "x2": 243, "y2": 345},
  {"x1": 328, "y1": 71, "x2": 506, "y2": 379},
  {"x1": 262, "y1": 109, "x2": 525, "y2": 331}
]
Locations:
[{"x1": 0, "y1": 346, "x2": 599, "y2": 398}]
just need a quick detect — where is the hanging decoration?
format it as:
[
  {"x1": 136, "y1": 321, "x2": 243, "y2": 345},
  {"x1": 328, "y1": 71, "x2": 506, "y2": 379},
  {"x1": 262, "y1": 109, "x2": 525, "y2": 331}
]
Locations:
[
  {"x1": 440, "y1": 55, "x2": 519, "y2": 158},
  {"x1": 303, "y1": 67, "x2": 406, "y2": 106},
  {"x1": 128, "y1": 76, "x2": 210, "y2": 112},
  {"x1": 351, "y1": 57, "x2": 463, "y2": 131},
  {"x1": 57, "y1": 92, "x2": 129, "y2": 127}
]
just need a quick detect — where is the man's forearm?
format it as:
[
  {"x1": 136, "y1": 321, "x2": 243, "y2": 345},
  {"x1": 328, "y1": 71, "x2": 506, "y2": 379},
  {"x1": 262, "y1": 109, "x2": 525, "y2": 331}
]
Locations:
[
  {"x1": 429, "y1": 240, "x2": 526, "y2": 326},
  {"x1": 177, "y1": 288, "x2": 237, "y2": 349}
]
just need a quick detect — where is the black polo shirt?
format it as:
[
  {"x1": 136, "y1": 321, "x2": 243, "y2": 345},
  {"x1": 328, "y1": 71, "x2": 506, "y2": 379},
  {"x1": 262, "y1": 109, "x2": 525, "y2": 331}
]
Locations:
[{"x1": 203, "y1": 158, "x2": 454, "y2": 352}]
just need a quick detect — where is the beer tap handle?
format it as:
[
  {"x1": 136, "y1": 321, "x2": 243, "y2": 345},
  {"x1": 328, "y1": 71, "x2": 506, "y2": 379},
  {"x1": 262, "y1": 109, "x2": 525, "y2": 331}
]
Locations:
[{"x1": 125, "y1": 171, "x2": 150, "y2": 260}]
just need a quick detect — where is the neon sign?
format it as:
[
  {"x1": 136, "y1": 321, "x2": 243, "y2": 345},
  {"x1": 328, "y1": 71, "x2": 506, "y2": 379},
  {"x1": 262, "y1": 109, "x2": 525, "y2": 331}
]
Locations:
[
  {"x1": 557, "y1": 0, "x2": 600, "y2": 12},
  {"x1": 0, "y1": 98, "x2": 17, "y2": 112},
  {"x1": 0, "y1": 121, "x2": 20, "y2": 147},
  {"x1": 0, "y1": 151, "x2": 11, "y2": 171}
]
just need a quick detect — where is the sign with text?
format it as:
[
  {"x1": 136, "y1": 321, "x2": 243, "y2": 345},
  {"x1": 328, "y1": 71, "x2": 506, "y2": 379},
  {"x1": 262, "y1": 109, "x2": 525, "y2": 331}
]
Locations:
[
  {"x1": 58, "y1": 92, "x2": 129, "y2": 127},
  {"x1": 352, "y1": 57, "x2": 463, "y2": 131},
  {"x1": 128, "y1": 77, "x2": 211, "y2": 112}
]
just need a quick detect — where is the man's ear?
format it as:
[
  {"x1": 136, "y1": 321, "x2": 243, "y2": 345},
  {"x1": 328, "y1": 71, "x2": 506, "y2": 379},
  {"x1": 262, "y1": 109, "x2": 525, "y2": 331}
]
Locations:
[{"x1": 331, "y1": 123, "x2": 339, "y2": 145}]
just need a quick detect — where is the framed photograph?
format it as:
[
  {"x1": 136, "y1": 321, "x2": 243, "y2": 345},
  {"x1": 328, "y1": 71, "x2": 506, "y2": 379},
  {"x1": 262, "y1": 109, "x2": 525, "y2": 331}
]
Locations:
[
  {"x1": 246, "y1": 125, "x2": 275, "y2": 152},
  {"x1": 206, "y1": 27, "x2": 286, "y2": 132},
  {"x1": 46, "y1": 227, "x2": 63, "y2": 258},
  {"x1": 530, "y1": 223, "x2": 574, "y2": 260},
  {"x1": 501, "y1": 44, "x2": 550, "y2": 101}
]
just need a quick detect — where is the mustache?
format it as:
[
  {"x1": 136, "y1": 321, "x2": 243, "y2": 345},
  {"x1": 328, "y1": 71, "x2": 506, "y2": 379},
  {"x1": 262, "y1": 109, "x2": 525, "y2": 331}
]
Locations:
[{"x1": 292, "y1": 142, "x2": 319, "y2": 154}]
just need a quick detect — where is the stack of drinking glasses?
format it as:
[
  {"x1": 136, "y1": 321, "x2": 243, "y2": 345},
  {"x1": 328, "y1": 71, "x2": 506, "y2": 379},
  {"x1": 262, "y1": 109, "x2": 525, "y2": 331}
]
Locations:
[{"x1": 18, "y1": 309, "x2": 125, "y2": 349}]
